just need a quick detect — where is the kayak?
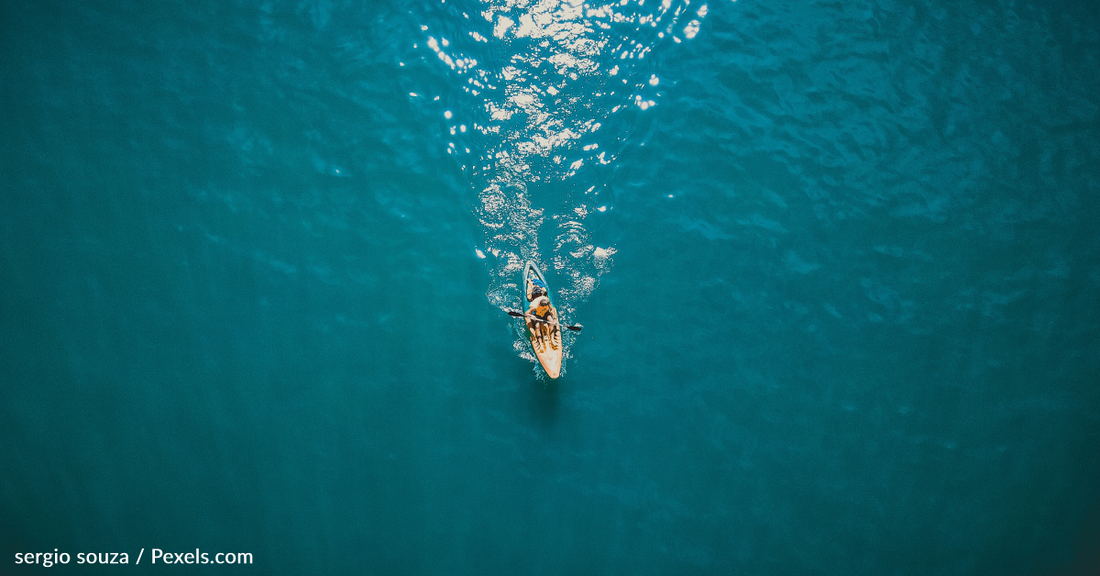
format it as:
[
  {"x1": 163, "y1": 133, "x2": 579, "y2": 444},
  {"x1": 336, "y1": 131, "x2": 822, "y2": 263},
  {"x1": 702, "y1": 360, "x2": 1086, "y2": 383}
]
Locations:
[{"x1": 522, "y1": 261, "x2": 562, "y2": 379}]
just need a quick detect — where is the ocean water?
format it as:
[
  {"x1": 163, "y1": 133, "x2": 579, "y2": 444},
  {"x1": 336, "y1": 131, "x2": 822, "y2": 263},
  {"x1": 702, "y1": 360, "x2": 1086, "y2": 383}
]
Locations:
[{"x1": 2, "y1": 0, "x2": 1099, "y2": 573}]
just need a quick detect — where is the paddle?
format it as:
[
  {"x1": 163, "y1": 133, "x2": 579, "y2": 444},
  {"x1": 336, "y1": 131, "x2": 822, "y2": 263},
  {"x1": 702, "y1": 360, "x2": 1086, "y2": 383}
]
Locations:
[{"x1": 507, "y1": 310, "x2": 584, "y2": 332}]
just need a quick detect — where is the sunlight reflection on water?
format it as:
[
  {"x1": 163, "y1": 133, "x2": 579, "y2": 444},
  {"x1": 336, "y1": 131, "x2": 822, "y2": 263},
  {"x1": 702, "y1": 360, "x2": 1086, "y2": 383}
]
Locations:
[{"x1": 417, "y1": 0, "x2": 707, "y2": 372}]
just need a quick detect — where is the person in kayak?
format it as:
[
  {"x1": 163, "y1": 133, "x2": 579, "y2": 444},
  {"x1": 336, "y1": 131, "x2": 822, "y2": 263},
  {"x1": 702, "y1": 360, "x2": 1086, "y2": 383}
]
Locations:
[{"x1": 527, "y1": 295, "x2": 559, "y2": 351}]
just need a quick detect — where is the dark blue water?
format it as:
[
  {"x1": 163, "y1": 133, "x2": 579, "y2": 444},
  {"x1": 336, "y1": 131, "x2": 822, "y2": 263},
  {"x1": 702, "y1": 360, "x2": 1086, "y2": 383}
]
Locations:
[{"x1": 3, "y1": 0, "x2": 1099, "y2": 574}]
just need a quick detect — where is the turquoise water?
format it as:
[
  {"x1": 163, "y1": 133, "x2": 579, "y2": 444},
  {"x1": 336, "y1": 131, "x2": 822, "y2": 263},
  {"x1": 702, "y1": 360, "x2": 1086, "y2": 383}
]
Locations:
[{"x1": 3, "y1": 0, "x2": 1099, "y2": 573}]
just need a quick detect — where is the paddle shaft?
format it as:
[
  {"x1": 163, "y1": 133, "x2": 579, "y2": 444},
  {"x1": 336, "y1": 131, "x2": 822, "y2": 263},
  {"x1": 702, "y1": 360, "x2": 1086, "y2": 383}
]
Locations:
[{"x1": 507, "y1": 310, "x2": 583, "y2": 332}]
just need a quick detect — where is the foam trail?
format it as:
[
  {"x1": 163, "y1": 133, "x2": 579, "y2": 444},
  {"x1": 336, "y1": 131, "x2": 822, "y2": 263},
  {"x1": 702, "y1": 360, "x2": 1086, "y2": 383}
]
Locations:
[{"x1": 420, "y1": 0, "x2": 708, "y2": 370}]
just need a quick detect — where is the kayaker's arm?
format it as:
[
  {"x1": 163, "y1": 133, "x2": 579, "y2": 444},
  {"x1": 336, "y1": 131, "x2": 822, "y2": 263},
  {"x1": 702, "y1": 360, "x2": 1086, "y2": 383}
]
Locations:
[{"x1": 506, "y1": 310, "x2": 583, "y2": 332}]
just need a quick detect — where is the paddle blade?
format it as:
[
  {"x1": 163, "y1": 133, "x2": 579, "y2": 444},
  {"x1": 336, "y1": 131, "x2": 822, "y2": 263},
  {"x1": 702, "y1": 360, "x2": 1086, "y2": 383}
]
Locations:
[
  {"x1": 506, "y1": 310, "x2": 525, "y2": 317},
  {"x1": 567, "y1": 324, "x2": 583, "y2": 331}
]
